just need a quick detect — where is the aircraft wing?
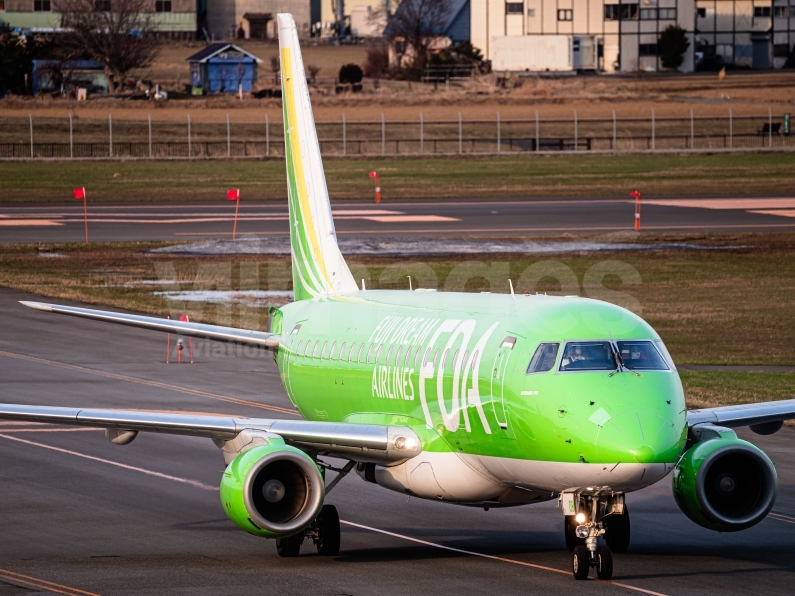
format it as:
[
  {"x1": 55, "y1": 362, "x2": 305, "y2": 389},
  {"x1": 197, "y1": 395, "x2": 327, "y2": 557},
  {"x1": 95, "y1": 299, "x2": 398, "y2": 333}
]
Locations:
[
  {"x1": 21, "y1": 301, "x2": 280, "y2": 350},
  {"x1": 0, "y1": 404, "x2": 421, "y2": 463},
  {"x1": 687, "y1": 399, "x2": 795, "y2": 428}
]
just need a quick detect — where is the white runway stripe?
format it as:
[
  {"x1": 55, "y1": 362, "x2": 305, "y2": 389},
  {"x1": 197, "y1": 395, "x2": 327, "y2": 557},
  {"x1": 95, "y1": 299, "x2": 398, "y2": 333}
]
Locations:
[
  {"x1": 0, "y1": 433, "x2": 218, "y2": 491},
  {"x1": 340, "y1": 520, "x2": 669, "y2": 595}
]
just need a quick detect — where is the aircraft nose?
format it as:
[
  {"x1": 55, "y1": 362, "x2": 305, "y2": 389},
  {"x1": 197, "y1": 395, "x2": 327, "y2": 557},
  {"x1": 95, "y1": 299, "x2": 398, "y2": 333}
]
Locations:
[{"x1": 595, "y1": 412, "x2": 681, "y2": 464}]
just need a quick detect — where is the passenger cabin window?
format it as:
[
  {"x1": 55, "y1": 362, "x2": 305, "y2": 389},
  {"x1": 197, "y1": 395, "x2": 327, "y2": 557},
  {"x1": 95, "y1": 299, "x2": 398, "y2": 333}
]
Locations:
[
  {"x1": 395, "y1": 346, "x2": 402, "y2": 365},
  {"x1": 617, "y1": 341, "x2": 669, "y2": 371},
  {"x1": 386, "y1": 345, "x2": 393, "y2": 364},
  {"x1": 375, "y1": 344, "x2": 383, "y2": 363},
  {"x1": 471, "y1": 350, "x2": 479, "y2": 370},
  {"x1": 330, "y1": 342, "x2": 337, "y2": 360},
  {"x1": 357, "y1": 344, "x2": 365, "y2": 362},
  {"x1": 303, "y1": 341, "x2": 312, "y2": 358},
  {"x1": 527, "y1": 342, "x2": 560, "y2": 373},
  {"x1": 367, "y1": 344, "x2": 374, "y2": 363},
  {"x1": 321, "y1": 341, "x2": 329, "y2": 359},
  {"x1": 296, "y1": 339, "x2": 304, "y2": 355},
  {"x1": 559, "y1": 341, "x2": 616, "y2": 371},
  {"x1": 312, "y1": 342, "x2": 320, "y2": 359}
]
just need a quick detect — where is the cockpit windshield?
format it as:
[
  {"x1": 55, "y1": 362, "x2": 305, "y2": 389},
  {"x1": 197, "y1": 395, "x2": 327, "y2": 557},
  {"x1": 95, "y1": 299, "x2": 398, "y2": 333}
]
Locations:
[
  {"x1": 559, "y1": 341, "x2": 617, "y2": 371},
  {"x1": 616, "y1": 341, "x2": 669, "y2": 370},
  {"x1": 527, "y1": 342, "x2": 560, "y2": 373}
]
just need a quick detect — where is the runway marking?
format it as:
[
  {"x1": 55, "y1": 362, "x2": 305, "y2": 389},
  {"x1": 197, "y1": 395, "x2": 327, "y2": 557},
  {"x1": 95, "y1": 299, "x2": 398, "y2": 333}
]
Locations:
[
  {"x1": 769, "y1": 511, "x2": 795, "y2": 524},
  {"x1": 0, "y1": 433, "x2": 667, "y2": 594},
  {"x1": 0, "y1": 219, "x2": 63, "y2": 226},
  {"x1": 340, "y1": 521, "x2": 668, "y2": 596},
  {"x1": 748, "y1": 209, "x2": 795, "y2": 218},
  {"x1": 0, "y1": 433, "x2": 218, "y2": 491},
  {"x1": 641, "y1": 198, "x2": 795, "y2": 210},
  {"x1": 362, "y1": 215, "x2": 461, "y2": 223},
  {"x1": 0, "y1": 350, "x2": 299, "y2": 416},
  {"x1": 0, "y1": 567, "x2": 99, "y2": 596}
]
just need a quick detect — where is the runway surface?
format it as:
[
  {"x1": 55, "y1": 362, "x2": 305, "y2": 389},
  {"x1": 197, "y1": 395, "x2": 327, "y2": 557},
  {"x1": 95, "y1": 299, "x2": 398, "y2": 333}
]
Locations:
[
  {"x1": 1, "y1": 287, "x2": 795, "y2": 595},
  {"x1": 3, "y1": 197, "x2": 795, "y2": 243}
]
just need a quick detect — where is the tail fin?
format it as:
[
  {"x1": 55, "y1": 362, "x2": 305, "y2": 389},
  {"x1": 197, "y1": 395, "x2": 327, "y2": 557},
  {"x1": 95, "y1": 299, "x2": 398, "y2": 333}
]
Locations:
[{"x1": 277, "y1": 14, "x2": 357, "y2": 301}]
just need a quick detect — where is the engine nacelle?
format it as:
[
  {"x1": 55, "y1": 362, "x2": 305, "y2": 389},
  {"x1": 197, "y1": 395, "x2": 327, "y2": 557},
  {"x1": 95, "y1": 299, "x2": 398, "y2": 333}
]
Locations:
[
  {"x1": 673, "y1": 427, "x2": 777, "y2": 532},
  {"x1": 220, "y1": 442, "x2": 324, "y2": 538}
]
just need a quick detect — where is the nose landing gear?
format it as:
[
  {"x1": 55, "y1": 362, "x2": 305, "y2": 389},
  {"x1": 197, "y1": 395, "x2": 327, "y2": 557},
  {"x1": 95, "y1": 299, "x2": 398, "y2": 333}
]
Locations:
[
  {"x1": 571, "y1": 526, "x2": 613, "y2": 580},
  {"x1": 563, "y1": 492, "x2": 626, "y2": 580}
]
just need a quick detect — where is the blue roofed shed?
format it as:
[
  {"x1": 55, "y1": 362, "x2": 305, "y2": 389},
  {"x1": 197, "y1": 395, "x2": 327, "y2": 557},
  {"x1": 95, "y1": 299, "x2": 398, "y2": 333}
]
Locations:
[{"x1": 186, "y1": 43, "x2": 263, "y2": 94}]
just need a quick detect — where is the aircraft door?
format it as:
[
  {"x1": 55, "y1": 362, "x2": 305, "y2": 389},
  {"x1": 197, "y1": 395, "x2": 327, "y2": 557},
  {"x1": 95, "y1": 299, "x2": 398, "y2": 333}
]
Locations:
[
  {"x1": 283, "y1": 322, "x2": 304, "y2": 405},
  {"x1": 491, "y1": 336, "x2": 517, "y2": 429}
]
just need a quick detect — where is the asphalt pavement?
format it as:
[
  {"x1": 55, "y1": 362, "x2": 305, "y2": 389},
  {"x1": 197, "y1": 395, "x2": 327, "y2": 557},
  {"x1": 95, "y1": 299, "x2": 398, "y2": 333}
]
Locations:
[
  {"x1": 1, "y1": 287, "x2": 794, "y2": 595},
  {"x1": 2, "y1": 196, "x2": 795, "y2": 244}
]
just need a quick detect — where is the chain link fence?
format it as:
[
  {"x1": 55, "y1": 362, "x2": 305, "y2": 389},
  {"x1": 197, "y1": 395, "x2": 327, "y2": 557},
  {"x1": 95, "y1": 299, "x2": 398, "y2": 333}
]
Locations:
[{"x1": 1, "y1": 109, "x2": 793, "y2": 159}]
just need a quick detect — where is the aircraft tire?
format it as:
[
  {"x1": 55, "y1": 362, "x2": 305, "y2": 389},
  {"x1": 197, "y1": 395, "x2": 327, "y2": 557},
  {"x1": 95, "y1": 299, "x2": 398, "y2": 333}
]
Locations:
[
  {"x1": 596, "y1": 544, "x2": 613, "y2": 580},
  {"x1": 572, "y1": 545, "x2": 590, "y2": 580},
  {"x1": 315, "y1": 504, "x2": 341, "y2": 556},
  {"x1": 564, "y1": 515, "x2": 586, "y2": 551},
  {"x1": 276, "y1": 533, "x2": 303, "y2": 557},
  {"x1": 605, "y1": 506, "x2": 631, "y2": 553}
]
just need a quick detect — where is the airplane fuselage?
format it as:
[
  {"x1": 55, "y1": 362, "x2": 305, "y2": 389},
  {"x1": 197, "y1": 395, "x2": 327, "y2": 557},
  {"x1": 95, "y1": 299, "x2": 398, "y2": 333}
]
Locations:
[{"x1": 274, "y1": 290, "x2": 688, "y2": 504}]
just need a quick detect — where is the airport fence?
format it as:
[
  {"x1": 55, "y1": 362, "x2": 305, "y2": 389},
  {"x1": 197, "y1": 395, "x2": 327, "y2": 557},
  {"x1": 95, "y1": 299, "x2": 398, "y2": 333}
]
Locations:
[{"x1": 1, "y1": 109, "x2": 793, "y2": 159}]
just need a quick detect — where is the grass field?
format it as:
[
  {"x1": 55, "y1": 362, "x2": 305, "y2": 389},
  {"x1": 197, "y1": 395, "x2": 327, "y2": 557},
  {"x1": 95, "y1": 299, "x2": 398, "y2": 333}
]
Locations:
[
  {"x1": 3, "y1": 152, "x2": 795, "y2": 202},
  {"x1": 2, "y1": 234, "x2": 793, "y2": 408}
]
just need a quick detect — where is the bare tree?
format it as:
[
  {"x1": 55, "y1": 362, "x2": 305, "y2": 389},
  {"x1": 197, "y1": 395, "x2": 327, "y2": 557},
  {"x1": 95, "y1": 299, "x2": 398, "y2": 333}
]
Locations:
[
  {"x1": 385, "y1": 0, "x2": 452, "y2": 78},
  {"x1": 306, "y1": 64, "x2": 321, "y2": 86},
  {"x1": 59, "y1": 0, "x2": 160, "y2": 93}
]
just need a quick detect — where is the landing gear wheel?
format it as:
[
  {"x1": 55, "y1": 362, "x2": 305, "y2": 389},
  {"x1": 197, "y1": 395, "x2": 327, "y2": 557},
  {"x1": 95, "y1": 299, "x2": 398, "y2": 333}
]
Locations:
[
  {"x1": 564, "y1": 515, "x2": 586, "y2": 551},
  {"x1": 596, "y1": 544, "x2": 613, "y2": 580},
  {"x1": 605, "y1": 506, "x2": 631, "y2": 553},
  {"x1": 276, "y1": 533, "x2": 303, "y2": 557},
  {"x1": 572, "y1": 545, "x2": 590, "y2": 580},
  {"x1": 315, "y1": 504, "x2": 341, "y2": 556}
]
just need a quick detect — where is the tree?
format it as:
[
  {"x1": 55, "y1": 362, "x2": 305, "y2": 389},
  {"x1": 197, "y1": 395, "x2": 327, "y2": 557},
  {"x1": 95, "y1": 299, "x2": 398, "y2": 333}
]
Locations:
[
  {"x1": 59, "y1": 0, "x2": 160, "y2": 93},
  {"x1": 385, "y1": 0, "x2": 452, "y2": 78},
  {"x1": 307, "y1": 64, "x2": 321, "y2": 86},
  {"x1": 658, "y1": 25, "x2": 690, "y2": 70},
  {"x1": 338, "y1": 63, "x2": 363, "y2": 85},
  {"x1": 0, "y1": 33, "x2": 61, "y2": 96}
]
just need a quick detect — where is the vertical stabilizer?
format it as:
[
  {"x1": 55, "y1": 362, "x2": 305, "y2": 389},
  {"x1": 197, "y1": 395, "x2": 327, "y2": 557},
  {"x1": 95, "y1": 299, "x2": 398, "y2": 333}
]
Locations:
[{"x1": 277, "y1": 14, "x2": 358, "y2": 301}]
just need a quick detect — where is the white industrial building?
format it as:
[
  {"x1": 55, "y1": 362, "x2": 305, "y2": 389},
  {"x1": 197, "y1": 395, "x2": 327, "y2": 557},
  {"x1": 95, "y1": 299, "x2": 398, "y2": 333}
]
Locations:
[
  {"x1": 470, "y1": 0, "x2": 697, "y2": 72},
  {"x1": 467, "y1": 0, "x2": 795, "y2": 72}
]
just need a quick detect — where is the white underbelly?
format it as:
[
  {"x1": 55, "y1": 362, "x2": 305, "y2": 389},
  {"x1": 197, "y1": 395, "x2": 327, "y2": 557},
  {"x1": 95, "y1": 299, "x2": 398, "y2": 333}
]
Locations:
[{"x1": 373, "y1": 452, "x2": 675, "y2": 502}]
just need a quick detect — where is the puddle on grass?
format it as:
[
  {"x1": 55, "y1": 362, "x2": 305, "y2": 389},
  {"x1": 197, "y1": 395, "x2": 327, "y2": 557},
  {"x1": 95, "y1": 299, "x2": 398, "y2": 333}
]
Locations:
[
  {"x1": 154, "y1": 290, "x2": 294, "y2": 308},
  {"x1": 151, "y1": 236, "x2": 712, "y2": 257}
]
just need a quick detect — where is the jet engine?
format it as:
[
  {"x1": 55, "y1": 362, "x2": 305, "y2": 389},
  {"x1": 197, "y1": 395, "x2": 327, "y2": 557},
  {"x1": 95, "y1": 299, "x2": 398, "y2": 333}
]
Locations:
[
  {"x1": 220, "y1": 443, "x2": 324, "y2": 538},
  {"x1": 673, "y1": 427, "x2": 777, "y2": 532}
]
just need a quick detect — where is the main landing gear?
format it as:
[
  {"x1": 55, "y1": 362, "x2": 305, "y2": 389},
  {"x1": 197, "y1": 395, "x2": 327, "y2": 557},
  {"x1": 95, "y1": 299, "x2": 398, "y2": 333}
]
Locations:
[
  {"x1": 276, "y1": 504, "x2": 341, "y2": 557},
  {"x1": 563, "y1": 493, "x2": 629, "y2": 580}
]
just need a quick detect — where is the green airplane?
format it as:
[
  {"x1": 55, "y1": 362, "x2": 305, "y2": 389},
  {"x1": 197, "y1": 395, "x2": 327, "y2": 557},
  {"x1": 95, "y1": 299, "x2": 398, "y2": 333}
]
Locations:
[{"x1": 2, "y1": 13, "x2": 794, "y2": 581}]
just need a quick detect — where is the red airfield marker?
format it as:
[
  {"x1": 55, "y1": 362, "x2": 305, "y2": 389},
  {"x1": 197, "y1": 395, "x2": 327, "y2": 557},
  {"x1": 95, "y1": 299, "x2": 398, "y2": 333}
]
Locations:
[
  {"x1": 227, "y1": 189, "x2": 241, "y2": 239},
  {"x1": 369, "y1": 171, "x2": 381, "y2": 203},
  {"x1": 72, "y1": 187, "x2": 89, "y2": 243},
  {"x1": 631, "y1": 190, "x2": 642, "y2": 231}
]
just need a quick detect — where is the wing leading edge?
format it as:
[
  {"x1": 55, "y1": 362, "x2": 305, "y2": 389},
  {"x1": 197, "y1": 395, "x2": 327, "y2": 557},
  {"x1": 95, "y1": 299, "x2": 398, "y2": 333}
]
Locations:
[
  {"x1": 0, "y1": 404, "x2": 422, "y2": 463},
  {"x1": 687, "y1": 399, "x2": 795, "y2": 429},
  {"x1": 21, "y1": 301, "x2": 280, "y2": 349}
]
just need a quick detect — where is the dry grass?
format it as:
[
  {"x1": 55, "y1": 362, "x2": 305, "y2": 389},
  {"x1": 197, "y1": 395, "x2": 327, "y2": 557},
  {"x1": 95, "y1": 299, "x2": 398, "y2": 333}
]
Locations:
[
  {"x1": 3, "y1": 153, "x2": 795, "y2": 202},
  {"x1": 1, "y1": 233, "x2": 794, "y2": 368},
  {"x1": 680, "y1": 371, "x2": 795, "y2": 410}
]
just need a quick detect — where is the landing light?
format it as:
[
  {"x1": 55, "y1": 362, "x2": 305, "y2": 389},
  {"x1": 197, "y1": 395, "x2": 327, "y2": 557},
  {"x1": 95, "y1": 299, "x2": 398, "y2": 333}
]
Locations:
[
  {"x1": 575, "y1": 512, "x2": 587, "y2": 524},
  {"x1": 394, "y1": 436, "x2": 418, "y2": 451}
]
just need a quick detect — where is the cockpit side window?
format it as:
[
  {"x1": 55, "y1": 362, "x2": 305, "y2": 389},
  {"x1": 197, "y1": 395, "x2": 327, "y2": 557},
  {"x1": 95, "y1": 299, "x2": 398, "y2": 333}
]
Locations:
[
  {"x1": 617, "y1": 341, "x2": 669, "y2": 371},
  {"x1": 527, "y1": 342, "x2": 560, "y2": 374},
  {"x1": 559, "y1": 341, "x2": 616, "y2": 371}
]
